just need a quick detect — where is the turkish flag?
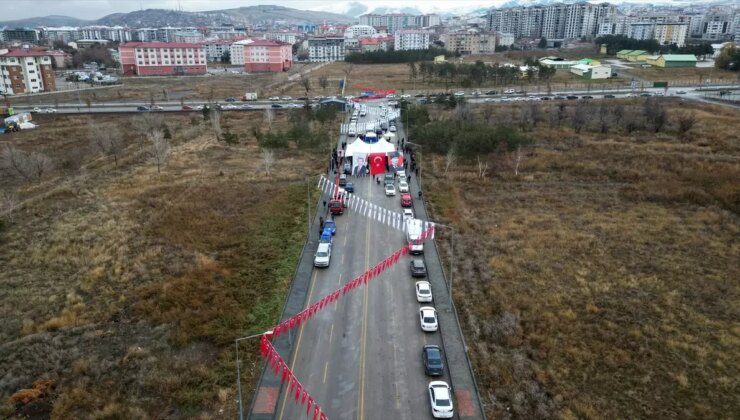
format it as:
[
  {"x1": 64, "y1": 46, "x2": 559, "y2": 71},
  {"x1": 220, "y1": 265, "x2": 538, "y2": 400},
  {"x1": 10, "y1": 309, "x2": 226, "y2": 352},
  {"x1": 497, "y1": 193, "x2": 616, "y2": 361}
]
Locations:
[{"x1": 368, "y1": 153, "x2": 386, "y2": 176}]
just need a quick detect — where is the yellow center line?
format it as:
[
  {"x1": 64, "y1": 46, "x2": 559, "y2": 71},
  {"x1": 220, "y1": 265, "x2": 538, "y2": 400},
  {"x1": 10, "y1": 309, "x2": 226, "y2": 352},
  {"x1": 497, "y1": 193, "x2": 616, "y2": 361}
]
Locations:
[
  {"x1": 277, "y1": 269, "x2": 319, "y2": 420},
  {"x1": 329, "y1": 323, "x2": 334, "y2": 344},
  {"x1": 357, "y1": 180, "x2": 372, "y2": 420},
  {"x1": 323, "y1": 362, "x2": 329, "y2": 384}
]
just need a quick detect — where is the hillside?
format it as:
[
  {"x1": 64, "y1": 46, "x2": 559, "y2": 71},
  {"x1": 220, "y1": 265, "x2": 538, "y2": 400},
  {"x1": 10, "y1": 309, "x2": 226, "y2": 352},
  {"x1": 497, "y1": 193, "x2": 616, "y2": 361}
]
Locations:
[{"x1": 1, "y1": 5, "x2": 353, "y2": 29}]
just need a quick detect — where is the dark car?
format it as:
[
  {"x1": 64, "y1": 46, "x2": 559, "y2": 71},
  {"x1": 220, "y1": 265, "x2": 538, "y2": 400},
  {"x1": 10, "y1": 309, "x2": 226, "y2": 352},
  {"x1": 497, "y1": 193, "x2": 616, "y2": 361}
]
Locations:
[
  {"x1": 345, "y1": 182, "x2": 354, "y2": 193},
  {"x1": 414, "y1": 94, "x2": 425, "y2": 97},
  {"x1": 411, "y1": 259, "x2": 427, "y2": 277},
  {"x1": 566, "y1": 95, "x2": 578, "y2": 100},
  {"x1": 271, "y1": 103, "x2": 284, "y2": 108},
  {"x1": 297, "y1": 96, "x2": 308, "y2": 101},
  {"x1": 603, "y1": 94, "x2": 615, "y2": 98},
  {"x1": 515, "y1": 90, "x2": 526, "y2": 94},
  {"x1": 422, "y1": 345, "x2": 444, "y2": 376},
  {"x1": 485, "y1": 90, "x2": 498, "y2": 95},
  {"x1": 581, "y1": 95, "x2": 593, "y2": 99},
  {"x1": 541, "y1": 96, "x2": 551, "y2": 100},
  {"x1": 554, "y1": 96, "x2": 565, "y2": 100},
  {"x1": 640, "y1": 92, "x2": 652, "y2": 97},
  {"x1": 225, "y1": 97, "x2": 237, "y2": 102},
  {"x1": 136, "y1": 106, "x2": 149, "y2": 111},
  {"x1": 339, "y1": 174, "x2": 347, "y2": 187},
  {"x1": 323, "y1": 219, "x2": 337, "y2": 235}
]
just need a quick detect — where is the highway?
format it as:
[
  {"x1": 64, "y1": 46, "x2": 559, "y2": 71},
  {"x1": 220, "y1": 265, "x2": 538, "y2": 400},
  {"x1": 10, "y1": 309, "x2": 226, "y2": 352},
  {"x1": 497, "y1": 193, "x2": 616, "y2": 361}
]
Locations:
[
  {"x1": 249, "y1": 102, "x2": 483, "y2": 419},
  {"x1": 7, "y1": 84, "x2": 738, "y2": 115}
]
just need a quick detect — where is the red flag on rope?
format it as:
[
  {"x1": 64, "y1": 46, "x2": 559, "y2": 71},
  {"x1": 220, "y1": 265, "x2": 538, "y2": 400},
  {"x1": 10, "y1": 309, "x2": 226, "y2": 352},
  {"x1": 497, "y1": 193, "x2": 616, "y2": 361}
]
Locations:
[
  {"x1": 313, "y1": 405, "x2": 320, "y2": 420},
  {"x1": 273, "y1": 324, "x2": 281, "y2": 338},
  {"x1": 281, "y1": 362, "x2": 290, "y2": 383},
  {"x1": 306, "y1": 396, "x2": 313, "y2": 416},
  {"x1": 301, "y1": 389, "x2": 308, "y2": 406},
  {"x1": 289, "y1": 317, "x2": 296, "y2": 330},
  {"x1": 289, "y1": 377, "x2": 297, "y2": 393},
  {"x1": 272, "y1": 353, "x2": 280, "y2": 375},
  {"x1": 294, "y1": 382, "x2": 302, "y2": 401},
  {"x1": 320, "y1": 412, "x2": 328, "y2": 420},
  {"x1": 260, "y1": 335, "x2": 269, "y2": 356}
]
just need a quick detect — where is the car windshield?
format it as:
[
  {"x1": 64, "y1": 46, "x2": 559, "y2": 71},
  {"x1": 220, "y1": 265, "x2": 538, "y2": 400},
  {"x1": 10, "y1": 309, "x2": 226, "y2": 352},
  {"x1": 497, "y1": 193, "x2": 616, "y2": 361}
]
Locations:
[
  {"x1": 436, "y1": 398, "x2": 451, "y2": 407},
  {"x1": 427, "y1": 349, "x2": 441, "y2": 362},
  {"x1": 316, "y1": 251, "x2": 328, "y2": 258},
  {"x1": 419, "y1": 287, "x2": 430, "y2": 294},
  {"x1": 413, "y1": 261, "x2": 424, "y2": 268},
  {"x1": 423, "y1": 316, "x2": 435, "y2": 323}
]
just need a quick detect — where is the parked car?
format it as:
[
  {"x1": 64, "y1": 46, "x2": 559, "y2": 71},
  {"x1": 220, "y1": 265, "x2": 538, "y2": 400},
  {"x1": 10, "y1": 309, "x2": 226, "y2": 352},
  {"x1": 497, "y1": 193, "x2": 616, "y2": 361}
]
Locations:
[
  {"x1": 541, "y1": 96, "x2": 551, "y2": 100},
  {"x1": 360, "y1": 110, "x2": 367, "y2": 117},
  {"x1": 419, "y1": 307, "x2": 438, "y2": 332},
  {"x1": 280, "y1": 96, "x2": 293, "y2": 101},
  {"x1": 42, "y1": 108, "x2": 57, "y2": 113},
  {"x1": 271, "y1": 104, "x2": 284, "y2": 108},
  {"x1": 422, "y1": 344, "x2": 444, "y2": 376},
  {"x1": 566, "y1": 95, "x2": 578, "y2": 100},
  {"x1": 428, "y1": 381, "x2": 454, "y2": 418},
  {"x1": 195, "y1": 105, "x2": 205, "y2": 110},
  {"x1": 323, "y1": 219, "x2": 336, "y2": 235},
  {"x1": 401, "y1": 193, "x2": 413, "y2": 207},
  {"x1": 182, "y1": 105, "x2": 193, "y2": 110},
  {"x1": 640, "y1": 92, "x2": 652, "y2": 97},
  {"x1": 411, "y1": 259, "x2": 427, "y2": 277},
  {"x1": 485, "y1": 90, "x2": 498, "y2": 95},
  {"x1": 675, "y1": 90, "x2": 687, "y2": 95},
  {"x1": 314, "y1": 243, "x2": 332, "y2": 267},
  {"x1": 554, "y1": 96, "x2": 565, "y2": 100},
  {"x1": 137, "y1": 106, "x2": 149, "y2": 111},
  {"x1": 345, "y1": 182, "x2": 354, "y2": 193},
  {"x1": 403, "y1": 209, "x2": 414, "y2": 220},
  {"x1": 414, "y1": 93, "x2": 425, "y2": 98},
  {"x1": 151, "y1": 105, "x2": 163, "y2": 111},
  {"x1": 504, "y1": 89, "x2": 515, "y2": 94},
  {"x1": 453, "y1": 91, "x2": 465, "y2": 97},
  {"x1": 398, "y1": 180, "x2": 409, "y2": 193},
  {"x1": 339, "y1": 174, "x2": 347, "y2": 187},
  {"x1": 416, "y1": 281, "x2": 433, "y2": 303},
  {"x1": 389, "y1": 125, "x2": 397, "y2": 132},
  {"x1": 484, "y1": 98, "x2": 497, "y2": 102},
  {"x1": 269, "y1": 96, "x2": 280, "y2": 101},
  {"x1": 603, "y1": 94, "x2": 615, "y2": 98},
  {"x1": 385, "y1": 183, "x2": 397, "y2": 196},
  {"x1": 225, "y1": 97, "x2": 237, "y2": 102},
  {"x1": 581, "y1": 95, "x2": 593, "y2": 99},
  {"x1": 241, "y1": 104, "x2": 254, "y2": 109}
]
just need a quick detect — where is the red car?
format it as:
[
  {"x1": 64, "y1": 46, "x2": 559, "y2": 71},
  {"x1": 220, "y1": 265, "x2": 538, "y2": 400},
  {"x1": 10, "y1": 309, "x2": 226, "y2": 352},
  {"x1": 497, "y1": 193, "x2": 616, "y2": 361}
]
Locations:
[
  {"x1": 400, "y1": 193, "x2": 412, "y2": 207},
  {"x1": 329, "y1": 199, "x2": 345, "y2": 215},
  {"x1": 182, "y1": 105, "x2": 193, "y2": 110}
]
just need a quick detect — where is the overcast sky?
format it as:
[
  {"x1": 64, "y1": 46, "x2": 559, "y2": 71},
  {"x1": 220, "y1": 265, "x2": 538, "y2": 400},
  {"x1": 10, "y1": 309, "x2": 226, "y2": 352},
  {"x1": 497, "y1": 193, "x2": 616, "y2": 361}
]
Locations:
[{"x1": 7, "y1": 0, "x2": 681, "y2": 21}]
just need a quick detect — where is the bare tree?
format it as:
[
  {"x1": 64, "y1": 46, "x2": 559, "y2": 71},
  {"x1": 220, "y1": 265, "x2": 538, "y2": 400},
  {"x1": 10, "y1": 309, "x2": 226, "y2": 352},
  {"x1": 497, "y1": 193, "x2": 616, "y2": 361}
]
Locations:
[
  {"x1": 89, "y1": 124, "x2": 125, "y2": 166},
  {"x1": 133, "y1": 113, "x2": 164, "y2": 153},
  {"x1": 598, "y1": 102, "x2": 610, "y2": 135},
  {"x1": 571, "y1": 101, "x2": 588, "y2": 134},
  {"x1": 264, "y1": 108, "x2": 274, "y2": 131},
  {"x1": 261, "y1": 148, "x2": 275, "y2": 174},
  {"x1": 342, "y1": 63, "x2": 354, "y2": 90},
  {"x1": 612, "y1": 103, "x2": 625, "y2": 126},
  {"x1": 148, "y1": 130, "x2": 169, "y2": 174},
  {"x1": 512, "y1": 145, "x2": 524, "y2": 176},
  {"x1": 623, "y1": 109, "x2": 640, "y2": 134},
  {"x1": 644, "y1": 97, "x2": 667, "y2": 133},
  {"x1": 1, "y1": 145, "x2": 53, "y2": 181},
  {"x1": 210, "y1": 107, "x2": 222, "y2": 140},
  {"x1": 482, "y1": 105, "x2": 494, "y2": 123},
  {"x1": 676, "y1": 112, "x2": 697, "y2": 136},
  {"x1": 518, "y1": 107, "x2": 533, "y2": 132},
  {"x1": 528, "y1": 102, "x2": 542, "y2": 127},
  {"x1": 456, "y1": 103, "x2": 472, "y2": 123},
  {"x1": 318, "y1": 76, "x2": 329, "y2": 92},
  {"x1": 476, "y1": 155, "x2": 489, "y2": 179},
  {"x1": 556, "y1": 103, "x2": 567, "y2": 128},
  {"x1": 444, "y1": 148, "x2": 456, "y2": 176},
  {"x1": 0, "y1": 189, "x2": 19, "y2": 223},
  {"x1": 299, "y1": 73, "x2": 311, "y2": 97}
]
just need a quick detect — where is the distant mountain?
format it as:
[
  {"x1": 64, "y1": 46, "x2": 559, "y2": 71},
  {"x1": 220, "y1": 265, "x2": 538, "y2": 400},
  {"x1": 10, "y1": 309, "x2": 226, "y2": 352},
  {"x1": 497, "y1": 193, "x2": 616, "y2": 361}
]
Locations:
[
  {"x1": 0, "y1": 5, "x2": 353, "y2": 29},
  {"x1": 0, "y1": 15, "x2": 91, "y2": 28}
]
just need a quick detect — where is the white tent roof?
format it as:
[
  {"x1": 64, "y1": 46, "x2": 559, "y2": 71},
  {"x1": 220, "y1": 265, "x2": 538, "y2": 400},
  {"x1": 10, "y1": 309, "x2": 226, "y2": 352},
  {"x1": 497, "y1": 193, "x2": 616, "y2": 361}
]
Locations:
[{"x1": 345, "y1": 138, "x2": 396, "y2": 157}]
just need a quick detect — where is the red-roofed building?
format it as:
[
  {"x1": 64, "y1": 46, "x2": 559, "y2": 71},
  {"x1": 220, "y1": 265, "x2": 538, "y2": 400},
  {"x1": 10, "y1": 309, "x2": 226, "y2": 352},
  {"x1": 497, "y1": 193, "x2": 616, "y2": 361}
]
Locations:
[
  {"x1": 0, "y1": 49, "x2": 56, "y2": 95},
  {"x1": 237, "y1": 39, "x2": 292, "y2": 73},
  {"x1": 118, "y1": 42, "x2": 207, "y2": 76}
]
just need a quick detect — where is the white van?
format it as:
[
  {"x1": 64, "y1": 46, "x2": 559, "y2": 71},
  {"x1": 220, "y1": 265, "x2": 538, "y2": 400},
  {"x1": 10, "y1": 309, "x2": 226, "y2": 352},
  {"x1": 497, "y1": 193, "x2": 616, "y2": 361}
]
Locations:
[
  {"x1": 314, "y1": 242, "x2": 332, "y2": 267},
  {"x1": 406, "y1": 219, "x2": 424, "y2": 254}
]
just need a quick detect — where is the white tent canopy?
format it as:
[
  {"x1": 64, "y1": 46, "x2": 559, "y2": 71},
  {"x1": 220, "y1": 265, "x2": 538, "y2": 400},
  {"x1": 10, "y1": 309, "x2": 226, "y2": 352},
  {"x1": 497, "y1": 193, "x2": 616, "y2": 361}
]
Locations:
[{"x1": 345, "y1": 138, "x2": 396, "y2": 157}]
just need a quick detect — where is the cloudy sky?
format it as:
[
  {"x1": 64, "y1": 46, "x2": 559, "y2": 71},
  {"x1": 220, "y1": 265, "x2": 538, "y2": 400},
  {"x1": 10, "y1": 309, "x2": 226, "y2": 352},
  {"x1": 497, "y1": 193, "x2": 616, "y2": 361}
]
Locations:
[{"x1": 7, "y1": 0, "x2": 681, "y2": 20}]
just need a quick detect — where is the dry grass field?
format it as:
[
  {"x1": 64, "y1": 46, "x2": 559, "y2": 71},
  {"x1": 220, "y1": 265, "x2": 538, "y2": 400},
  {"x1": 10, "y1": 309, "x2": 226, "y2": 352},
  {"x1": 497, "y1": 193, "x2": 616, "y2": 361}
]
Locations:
[
  {"x1": 0, "y1": 110, "x2": 322, "y2": 417},
  {"x1": 420, "y1": 99, "x2": 739, "y2": 418},
  {"x1": 622, "y1": 65, "x2": 738, "y2": 85}
]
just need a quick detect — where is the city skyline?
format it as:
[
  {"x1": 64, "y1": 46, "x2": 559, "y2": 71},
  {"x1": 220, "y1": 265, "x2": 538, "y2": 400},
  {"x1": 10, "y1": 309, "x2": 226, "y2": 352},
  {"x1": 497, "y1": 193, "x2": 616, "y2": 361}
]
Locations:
[{"x1": 2, "y1": 0, "x2": 721, "y2": 21}]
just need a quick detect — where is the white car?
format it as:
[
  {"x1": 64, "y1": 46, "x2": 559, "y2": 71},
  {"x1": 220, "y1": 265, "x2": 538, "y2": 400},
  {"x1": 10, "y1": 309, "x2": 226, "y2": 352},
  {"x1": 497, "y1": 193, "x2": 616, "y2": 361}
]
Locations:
[
  {"x1": 32, "y1": 107, "x2": 42, "y2": 113},
  {"x1": 360, "y1": 110, "x2": 367, "y2": 116},
  {"x1": 401, "y1": 94, "x2": 412, "y2": 99},
  {"x1": 314, "y1": 243, "x2": 331, "y2": 267},
  {"x1": 398, "y1": 181, "x2": 409, "y2": 193},
  {"x1": 454, "y1": 91, "x2": 465, "y2": 97},
  {"x1": 241, "y1": 104, "x2": 253, "y2": 109},
  {"x1": 403, "y1": 209, "x2": 414, "y2": 220},
  {"x1": 281, "y1": 96, "x2": 293, "y2": 101},
  {"x1": 269, "y1": 96, "x2": 280, "y2": 101},
  {"x1": 484, "y1": 98, "x2": 497, "y2": 102},
  {"x1": 416, "y1": 281, "x2": 433, "y2": 303},
  {"x1": 428, "y1": 381, "x2": 454, "y2": 418},
  {"x1": 385, "y1": 183, "x2": 396, "y2": 196},
  {"x1": 387, "y1": 94, "x2": 397, "y2": 99},
  {"x1": 504, "y1": 89, "x2": 515, "y2": 94},
  {"x1": 348, "y1": 129, "x2": 357, "y2": 137},
  {"x1": 419, "y1": 307, "x2": 438, "y2": 332},
  {"x1": 42, "y1": 108, "x2": 57, "y2": 113},
  {"x1": 195, "y1": 105, "x2": 205, "y2": 110},
  {"x1": 150, "y1": 105, "x2": 164, "y2": 110},
  {"x1": 389, "y1": 125, "x2": 397, "y2": 132}
]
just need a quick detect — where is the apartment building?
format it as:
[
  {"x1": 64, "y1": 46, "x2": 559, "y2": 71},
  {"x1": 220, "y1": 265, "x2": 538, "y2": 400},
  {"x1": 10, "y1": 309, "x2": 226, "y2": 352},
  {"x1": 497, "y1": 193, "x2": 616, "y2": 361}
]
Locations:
[
  {"x1": 199, "y1": 39, "x2": 234, "y2": 62},
  {"x1": 307, "y1": 37, "x2": 345, "y2": 62},
  {"x1": 359, "y1": 13, "x2": 441, "y2": 31},
  {"x1": 394, "y1": 29, "x2": 432, "y2": 51},
  {"x1": 118, "y1": 42, "x2": 207, "y2": 76},
  {"x1": 654, "y1": 23, "x2": 688, "y2": 47},
  {"x1": 0, "y1": 50, "x2": 56, "y2": 95},
  {"x1": 2, "y1": 29, "x2": 41, "y2": 43},
  {"x1": 700, "y1": 11, "x2": 736, "y2": 40},
  {"x1": 239, "y1": 39, "x2": 292, "y2": 72},
  {"x1": 442, "y1": 29, "x2": 497, "y2": 55},
  {"x1": 173, "y1": 30, "x2": 204, "y2": 43},
  {"x1": 487, "y1": 2, "x2": 616, "y2": 40},
  {"x1": 229, "y1": 39, "x2": 253, "y2": 65},
  {"x1": 345, "y1": 25, "x2": 377, "y2": 39},
  {"x1": 264, "y1": 32, "x2": 301, "y2": 45}
]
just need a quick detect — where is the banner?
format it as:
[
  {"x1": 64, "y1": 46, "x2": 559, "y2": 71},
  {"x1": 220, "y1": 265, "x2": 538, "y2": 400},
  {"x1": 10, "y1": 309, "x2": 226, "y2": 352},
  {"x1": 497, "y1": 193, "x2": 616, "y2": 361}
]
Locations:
[
  {"x1": 368, "y1": 153, "x2": 386, "y2": 176},
  {"x1": 352, "y1": 153, "x2": 367, "y2": 176},
  {"x1": 388, "y1": 151, "x2": 404, "y2": 172}
]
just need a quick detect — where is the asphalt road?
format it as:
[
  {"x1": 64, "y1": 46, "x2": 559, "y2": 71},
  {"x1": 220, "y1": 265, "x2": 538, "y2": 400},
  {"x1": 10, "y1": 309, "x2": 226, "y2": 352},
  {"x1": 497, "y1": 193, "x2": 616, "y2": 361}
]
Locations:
[{"x1": 270, "y1": 104, "x2": 453, "y2": 420}]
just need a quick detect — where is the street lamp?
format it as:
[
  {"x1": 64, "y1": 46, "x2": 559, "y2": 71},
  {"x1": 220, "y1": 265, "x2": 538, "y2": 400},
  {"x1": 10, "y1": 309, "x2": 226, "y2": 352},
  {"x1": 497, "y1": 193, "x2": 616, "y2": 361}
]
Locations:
[
  {"x1": 235, "y1": 332, "x2": 267, "y2": 420},
  {"x1": 431, "y1": 222, "x2": 455, "y2": 306},
  {"x1": 406, "y1": 141, "x2": 423, "y2": 191}
]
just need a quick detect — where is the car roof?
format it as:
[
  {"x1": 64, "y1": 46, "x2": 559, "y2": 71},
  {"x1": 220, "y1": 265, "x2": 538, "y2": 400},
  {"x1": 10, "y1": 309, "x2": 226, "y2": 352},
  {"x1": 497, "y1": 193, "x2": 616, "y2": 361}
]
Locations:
[
  {"x1": 317, "y1": 243, "x2": 331, "y2": 251},
  {"x1": 416, "y1": 281, "x2": 430, "y2": 289},
  {"x1": 420, "y1": 307, "x2": 436, "y2": 314}
]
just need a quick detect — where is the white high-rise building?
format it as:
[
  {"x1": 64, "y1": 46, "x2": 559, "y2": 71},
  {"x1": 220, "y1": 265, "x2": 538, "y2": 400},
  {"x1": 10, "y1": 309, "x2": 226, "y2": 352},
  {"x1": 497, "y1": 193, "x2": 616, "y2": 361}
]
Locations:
[
  {"x1": 344, "y1": 25, "x2": 377, "y2": 39},
  {"x1": 307, "y1": 37, "x2": 345, "y2": 62},
  {"x1": 230, "y1": 39, "x2": 254, "y2": 65},
  {"x1": 394, "y1": 30, "x2": 431, "y2": 51}
]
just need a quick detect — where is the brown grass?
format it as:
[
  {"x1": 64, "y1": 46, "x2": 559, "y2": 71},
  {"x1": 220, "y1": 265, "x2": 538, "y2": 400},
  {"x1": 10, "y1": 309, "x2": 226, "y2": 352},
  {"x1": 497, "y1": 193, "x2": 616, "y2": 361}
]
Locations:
[
  {"x1": 623, "y1": 65, "x2": 738, "y2": 84},
  {"x1": 0, "y1": 110, "x2": 322, "y2": 417},
  {"x1": 422, "y1": 100, "x2": 740, "y2": 419}
]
